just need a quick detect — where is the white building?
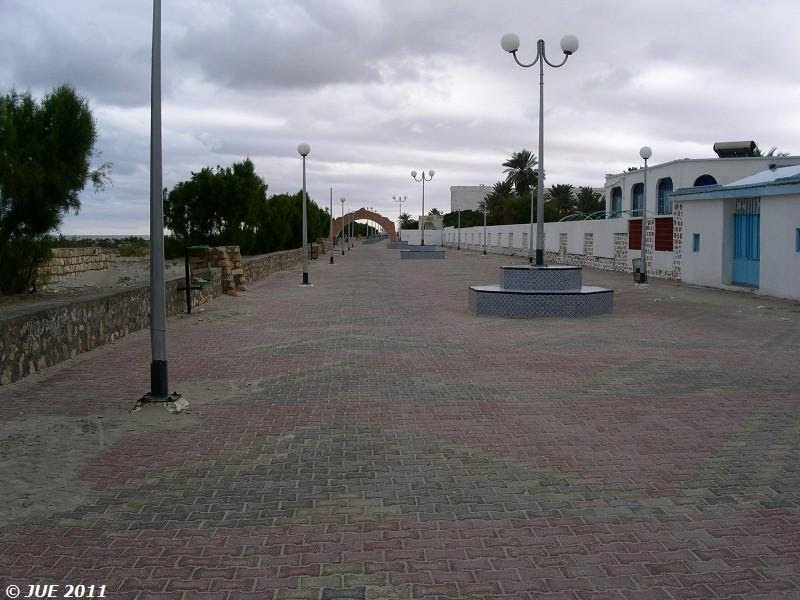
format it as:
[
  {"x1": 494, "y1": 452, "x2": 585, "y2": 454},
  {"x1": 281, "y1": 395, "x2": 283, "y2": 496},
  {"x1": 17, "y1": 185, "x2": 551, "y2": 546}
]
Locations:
[
  {"x1": 438, "y1": 143, "x2": 800, "y2": 300},
  {"x1": 670, "y1": 165, "x2": 800, "y2": 300},
  {"x1": 450, "y1": 185, "x2": 491, "y2": 212},
  {"x1": 604, "y1": 154, "x2": 800, "y2": 219},
  {"x1": 603, "y1": 145, "x2": 800, "y2": 279}
]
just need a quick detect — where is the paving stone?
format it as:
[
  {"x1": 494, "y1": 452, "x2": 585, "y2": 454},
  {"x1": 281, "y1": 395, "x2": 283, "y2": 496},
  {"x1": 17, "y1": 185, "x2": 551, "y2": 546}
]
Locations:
[{"x1": 1, "y1": 245, "x2": 799, "y2": 598}]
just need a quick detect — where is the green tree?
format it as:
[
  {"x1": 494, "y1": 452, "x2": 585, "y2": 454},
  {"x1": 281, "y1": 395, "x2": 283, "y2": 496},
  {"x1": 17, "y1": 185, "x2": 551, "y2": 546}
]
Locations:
[
  {"x1": 0, "y1": 85, "x2": 110, "y2": 293},
  {"x1": 165, "y1": 158, "x2": 268, "y2": 253},
  {"x1": 546, "y1": 184, "x2": 576, "y2": 220},
  {"x1": 428, "y1": 208, "x2": 442, "y2": 215},
  {"x1": 502, "y1": 149, "x2": 538, "y2": 197},
  {"x1": 256, "y1": 191, "x2": 329, "y2": 253},
  {"x1": 576, "y1": 186, "x2": 604, "y2": 215},
  {"x1": 482, "y1": 180, "x2": 516, "y2": 225},
  {"x1": 443, "y1": 209, "x2": 483, "y2": 228},
  {"x1": 398, "y1": 212, "x2": 417, "y2": 229}
]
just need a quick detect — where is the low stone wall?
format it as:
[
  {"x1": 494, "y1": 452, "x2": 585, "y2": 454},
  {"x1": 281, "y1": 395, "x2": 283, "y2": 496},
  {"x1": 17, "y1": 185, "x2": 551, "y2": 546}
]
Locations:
[
  {"x1": 243, "y1": 248, "x2": 303, "y2": 282},
  {"x1": 0, "y1": 248, "x2": 305, "y2": 385},
  {"x1": 39, "y1": 247, "x2": 112, "y2": 283}
]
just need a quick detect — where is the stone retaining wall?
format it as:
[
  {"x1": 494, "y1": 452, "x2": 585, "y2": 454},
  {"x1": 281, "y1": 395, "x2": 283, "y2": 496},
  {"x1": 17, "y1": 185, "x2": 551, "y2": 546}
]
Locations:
[
  {"x1": 38, "y1": 247, "x2": 112, "y2": 283},
  {"x1": 0, "y1": 248, "x2": 304, "y2": 385}
]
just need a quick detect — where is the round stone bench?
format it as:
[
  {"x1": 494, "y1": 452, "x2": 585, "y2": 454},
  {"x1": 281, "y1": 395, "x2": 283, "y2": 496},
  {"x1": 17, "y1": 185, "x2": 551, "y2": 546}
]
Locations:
[
  {"x1": 404, "y1": 245, "x2": 440, "y2": 252},
  {"x1": 500, "y1": 265, "x2": 583, "y2": 290},
  {"x1": 400, "y1": 250, "x2": 446, "y2": 259},
  {"x1": 469, "y1": 285, "x2": 614, "y2": 318}
]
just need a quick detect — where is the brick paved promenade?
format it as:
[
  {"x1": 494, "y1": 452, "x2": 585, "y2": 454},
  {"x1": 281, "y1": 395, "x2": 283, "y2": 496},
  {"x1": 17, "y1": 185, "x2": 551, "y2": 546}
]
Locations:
[{"x1": 2, "y1": 243, "x2": 799, "y2": 599}]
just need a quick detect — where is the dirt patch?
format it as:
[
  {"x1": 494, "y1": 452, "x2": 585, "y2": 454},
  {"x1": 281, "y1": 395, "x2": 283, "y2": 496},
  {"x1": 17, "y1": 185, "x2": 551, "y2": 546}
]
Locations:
[
  {"x1": 0, "y1": 255, "x2": 187, "y2": 313},
  {"x1": 0, "y1": 404, "x2": 197, "y2": 526},
  {"x1": 42, "y1": 256, "x2": 186, "y2": 294}
]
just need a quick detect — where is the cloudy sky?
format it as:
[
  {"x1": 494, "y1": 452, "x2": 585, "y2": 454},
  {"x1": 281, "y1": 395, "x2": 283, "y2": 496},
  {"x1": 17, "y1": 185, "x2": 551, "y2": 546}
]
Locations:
[{"x1": 3, "y1": 0, "x2": 799, "y2": 234}]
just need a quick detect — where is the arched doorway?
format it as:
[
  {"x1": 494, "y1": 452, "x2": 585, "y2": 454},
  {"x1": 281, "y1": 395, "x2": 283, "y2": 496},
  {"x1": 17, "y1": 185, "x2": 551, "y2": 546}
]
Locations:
[{"x1": 332, "y1": 208, "x2": 398, "y2": 241}]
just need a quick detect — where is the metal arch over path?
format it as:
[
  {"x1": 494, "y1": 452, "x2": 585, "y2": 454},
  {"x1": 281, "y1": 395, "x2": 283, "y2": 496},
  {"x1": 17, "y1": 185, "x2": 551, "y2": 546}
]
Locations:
[{"x1": 332, "y1": 208, "x2": 398, "y2": 241}]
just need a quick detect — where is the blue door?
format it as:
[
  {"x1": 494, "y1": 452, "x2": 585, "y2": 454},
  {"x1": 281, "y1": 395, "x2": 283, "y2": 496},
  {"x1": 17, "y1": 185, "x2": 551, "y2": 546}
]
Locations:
[{"x1": 732, "y1": 198, "x2": 760, "y2": 287}]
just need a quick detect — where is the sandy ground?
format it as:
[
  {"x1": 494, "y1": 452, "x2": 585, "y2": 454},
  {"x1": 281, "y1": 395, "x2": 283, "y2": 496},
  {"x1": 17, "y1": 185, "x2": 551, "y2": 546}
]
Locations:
[
  {"x1": 0, "y1": 255, "x2": 187, "y2": 311},
  {"x1": 44, "y1": 255, "x2": 187, "y2": 293}
]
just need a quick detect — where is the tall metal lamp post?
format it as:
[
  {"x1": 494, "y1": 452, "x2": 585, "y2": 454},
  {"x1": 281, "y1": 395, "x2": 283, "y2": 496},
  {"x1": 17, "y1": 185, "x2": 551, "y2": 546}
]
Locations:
[
  {"x1": 411, "y1": 169, "x2": 434, "y2": 245},
  {"x1": 144, "y1": 0, "x2": 177, "y2": 403},
  {"x1": 483, "y1": 206, "x2": 488, "y2": 256},
  {"x1": 638, "y1": 146, "x2": 652, "y2": 284},
  {"x1": 393, "y1": 195, "x2": 406, "y2": 234},
  {"x1": 329, "y1": 188, "x2": 334, "y2": 264},
  {"x1": 340, "y1": 197, "x2": 346, "y2": 255},
  {"x1": 479, "y1": 184, "x2": 488, "y2": 256},
  {"x1": 393, "y1": 195, "x2": 405, "y2": 218},
  {"x1": 501, "y1": 32, "x2": 579, "y2": 266},
  {"x1": 457, "y1": 206, "x2": 461, "y2": 251},
  {"x1": 297, "y1": 143, "x2": 311, "y2": 286}
]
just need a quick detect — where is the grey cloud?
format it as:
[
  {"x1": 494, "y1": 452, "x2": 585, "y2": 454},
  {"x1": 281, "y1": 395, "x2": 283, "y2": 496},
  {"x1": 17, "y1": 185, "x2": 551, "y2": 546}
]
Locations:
[
  {"x1": 4, "y1": 0, "x2": 800, "y2": 234},
  {"x1": 170, "y1": 0, "x2": 473, "y2": 91},
  {"x1": 1, "y1": 1, "x2": 153, "y2": 107}
]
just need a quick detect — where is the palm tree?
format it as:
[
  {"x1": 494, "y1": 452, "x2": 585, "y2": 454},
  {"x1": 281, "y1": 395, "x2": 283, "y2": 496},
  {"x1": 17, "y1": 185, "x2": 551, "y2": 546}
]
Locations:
[
  {"x1": 502, "y1": 149, "x2": 538, "y2": 197},
  {"x1": 546, "y1": 184, "x2": 576, "y2": 220},
  {"x1": 398, "y1": 212, "x2": 417, "y2": 229},
  {"x1": 481, "y1": 180, "x2": 515, "y2": 224},
  {"x1": 576, "y1": 186, "x2": 604, "y2": 215}
]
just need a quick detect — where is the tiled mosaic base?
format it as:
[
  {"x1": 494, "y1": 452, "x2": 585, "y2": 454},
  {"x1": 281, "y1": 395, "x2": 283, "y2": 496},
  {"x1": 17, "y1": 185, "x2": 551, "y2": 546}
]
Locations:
[
  {"x1": 469, "y1": 285, "x2": 614, "y2": 318},
  {"x1": 387, "y1": 241, "x2": 409, "y2": 249},
  {"x1": 404, "y1": 245, "x2": 440, "y2": 251},
  {"x1": 401, "y1": 250, "x2": 446, "y2": 259},
  {"x1": 500, "y1": 265, "x2": 582, "y2": 290}
]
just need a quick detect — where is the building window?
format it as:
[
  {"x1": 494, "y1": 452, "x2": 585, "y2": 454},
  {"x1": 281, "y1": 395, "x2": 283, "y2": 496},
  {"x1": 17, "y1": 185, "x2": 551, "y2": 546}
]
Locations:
[
  {"x1": 657, "y1": 177, "x2": 674, "y2": 215},
  {"x1": 611, "y1": 187, "x2": 622, "y2": 217},
  {"x1": 497, "y1": 233, "x2": 502, "y2": 247},
  {"x1": 694, "y1": 174, "x2": 717, "y2": 187},
  {"x1": 655, "y1": 218, "x2": 674, "y2": 251},
  {"x1": 631, "y1": 183, "x2": 644, "y2": 217},
  {"x1": 693, "y1": 233, "x2": 700, "y2": 252},
  {"x1": 628, "y1": 219, "x2": 642, "y2": 250},
  {"x1": 796, "y1": 228, "x2": 800, "y2": 252},
  {"x1": 508, "y1": 232, "x2": 514, "y2": 248},
  {"x1": 522, "y1": 232, "x2": 528, "y2": 248},
  {"x1": 488, "y1": 233, "x2": 492, "y2": 245}
]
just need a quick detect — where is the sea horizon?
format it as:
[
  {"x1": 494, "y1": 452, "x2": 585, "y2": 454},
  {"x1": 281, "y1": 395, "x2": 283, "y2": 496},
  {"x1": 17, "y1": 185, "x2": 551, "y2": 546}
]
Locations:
[{"x1": 58, "y1": 234, "x2": 151, "y2": 240}]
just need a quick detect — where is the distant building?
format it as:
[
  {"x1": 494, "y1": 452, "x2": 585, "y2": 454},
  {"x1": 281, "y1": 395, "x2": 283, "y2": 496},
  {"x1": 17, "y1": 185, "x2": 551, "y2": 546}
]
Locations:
[
  {"x1": 451, "y1": 185, "x2": 490, "y2": 212},
  {"x1": 419, "y1": 214, "x2": 444, "y2": 230}
]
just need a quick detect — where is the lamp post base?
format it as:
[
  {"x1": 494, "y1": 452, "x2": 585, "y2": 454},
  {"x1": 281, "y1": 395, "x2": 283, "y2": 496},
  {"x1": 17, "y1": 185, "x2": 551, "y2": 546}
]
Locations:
[
  {"x1": 138, "y1": 360, "x2": 180, "y2": 406},
  {"x1": 148, "y1": 360, "x2": 169, "y2": 401},
  {"x1": 535, "y1": 249, "x2": 544, "y2": 266}
]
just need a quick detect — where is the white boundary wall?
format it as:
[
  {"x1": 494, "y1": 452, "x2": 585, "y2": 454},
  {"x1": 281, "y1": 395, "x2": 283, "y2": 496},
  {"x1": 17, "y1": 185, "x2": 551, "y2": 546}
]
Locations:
[
  {"x1": 441, "y1": 220, "x2": 640, "y2": 274},
  {"x1": 398, "y1": 229, "x2": 444, "y2": 246}
]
